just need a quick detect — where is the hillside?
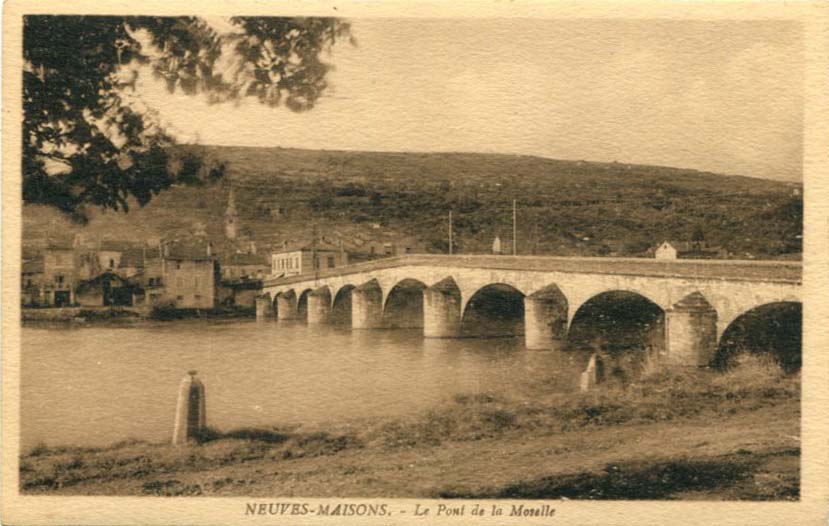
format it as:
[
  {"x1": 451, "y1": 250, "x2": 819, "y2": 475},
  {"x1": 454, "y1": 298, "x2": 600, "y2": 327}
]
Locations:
[{"x1": 22, "y1": 146, "x2": 803, "y2": 259}]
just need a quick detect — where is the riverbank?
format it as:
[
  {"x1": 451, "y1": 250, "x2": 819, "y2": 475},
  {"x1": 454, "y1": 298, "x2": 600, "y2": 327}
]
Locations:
[
  {"x1": 20, "y1": 357, "x2": 799, "y2": 499},
  {"x1": 21, "y1": 305, "x2": 255, "y2": 325}
]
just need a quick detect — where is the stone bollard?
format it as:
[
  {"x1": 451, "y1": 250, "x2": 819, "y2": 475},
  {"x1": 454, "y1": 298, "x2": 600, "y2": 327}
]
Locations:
[
  {"x1": 172, "y1": 370, "x2": 206, "y2": 445},
  {"x1": 579, "y1": 353, "x2": 605, "y2": 392}
]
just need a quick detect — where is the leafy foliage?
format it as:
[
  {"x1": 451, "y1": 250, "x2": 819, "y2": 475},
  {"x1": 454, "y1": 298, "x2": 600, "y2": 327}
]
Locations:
[{"x1": 23, "y1": 16, "x2": 350, "y2": 221}]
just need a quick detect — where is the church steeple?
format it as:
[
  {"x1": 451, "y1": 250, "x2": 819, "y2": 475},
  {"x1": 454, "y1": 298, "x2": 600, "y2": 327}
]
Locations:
[{"x1": 225, "y1": 186, "x2": 238, "y2": 240}]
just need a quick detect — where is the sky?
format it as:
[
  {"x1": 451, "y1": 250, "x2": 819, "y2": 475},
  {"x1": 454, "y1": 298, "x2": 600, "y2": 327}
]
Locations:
[{"x1": 133, "y1": 18, "x2": 804, "y2": 181}]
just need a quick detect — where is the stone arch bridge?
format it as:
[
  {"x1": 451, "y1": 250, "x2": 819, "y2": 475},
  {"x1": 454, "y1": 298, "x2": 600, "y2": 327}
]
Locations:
[{"x1": 258, "y1": 255, "x2": 801, "y2": 366}]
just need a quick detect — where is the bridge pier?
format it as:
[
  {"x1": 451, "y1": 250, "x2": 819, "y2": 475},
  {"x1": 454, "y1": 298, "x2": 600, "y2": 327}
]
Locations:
[
  {"x1": 665, "y1": 292, "x2": 718, "y2": 366},
  {"x1": 276, "y1": 290, "x2": 298, "y2": 321},
  {"x1": 255, "y1": 295, "x2": 274, "y2": 320},
  {"x1": 423, "y1": 278, "x2": 462, "y2": 338},
  {"x1": 524, "y1": 286, "x2": 568, "y2": 350},
  {"x1": 307, "y1": 287, "x2": 332, "y2": 325},
  {"x1": 352, "y1": 280, "x2": 384, "y2": 329}
]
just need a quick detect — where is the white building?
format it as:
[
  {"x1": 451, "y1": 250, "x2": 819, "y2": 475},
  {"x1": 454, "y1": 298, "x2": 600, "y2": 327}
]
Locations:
[
  {"x1": 655, "y1": 241, "x2": 678, "y2": 260},
  {"x1": 492, "y1": 235, "x2": 502, "y2": 255},
  {"x1": 270, "y1": 243, "x2": 348, "y2": 277}
]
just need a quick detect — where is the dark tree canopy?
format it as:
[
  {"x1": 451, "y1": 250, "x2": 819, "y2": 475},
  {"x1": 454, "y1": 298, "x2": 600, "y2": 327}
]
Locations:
[{"x1": 23, "y1": 15, "x2": 351, "y2": 222}]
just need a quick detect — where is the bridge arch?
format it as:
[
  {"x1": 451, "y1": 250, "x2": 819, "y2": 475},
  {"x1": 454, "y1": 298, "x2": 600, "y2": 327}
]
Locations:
[
  {"x1": 383, "y1": 278, "x2": 427, "y2": 329},
  {"x1": 461, "y1": 283, "x2": 526, "y2": 338},
  {"x1": 331, "y1": 284, "x2": 356, "y2": 325},
  {"x1": 296, "y1": 288, "x2": 314, "y2": 321},
  {"x1": 273, "y1": 289, "x2": 298, "y2": 320},
  {"x1": 713, "y1": 301, "x2": 802, "y2": 372},
  {"x1": 568, "y1": 290, "x2": 665, "y2": 377}
]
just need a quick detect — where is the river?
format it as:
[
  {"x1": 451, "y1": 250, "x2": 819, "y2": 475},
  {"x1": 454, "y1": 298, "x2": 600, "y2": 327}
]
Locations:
[{"x1": 21, "y1": 320, "x2": 586, "y2": 450}]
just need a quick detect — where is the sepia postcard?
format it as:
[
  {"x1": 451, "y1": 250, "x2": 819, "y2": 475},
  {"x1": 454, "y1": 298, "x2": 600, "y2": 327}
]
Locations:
[{"x1": 2, "y1": 1, "x2": 828, "y2": 525}]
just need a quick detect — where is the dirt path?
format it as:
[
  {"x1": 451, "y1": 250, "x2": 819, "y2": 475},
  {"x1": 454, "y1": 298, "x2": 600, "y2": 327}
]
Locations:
[{"x1": 34, "y1": 401, "x2": 798, "y2": 499}]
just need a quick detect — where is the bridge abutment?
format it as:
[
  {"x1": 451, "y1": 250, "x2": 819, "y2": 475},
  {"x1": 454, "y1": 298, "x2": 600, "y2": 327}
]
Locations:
[
  {"x1": 423, "y1": 278, "x2": 462, "y2": 338},
  {"x1": 524, "y1": 286, "x2": 568, "y2": 350},
  {"x1": 352, "y1": 280, "x2": 384, "y2": 329},
  {"x1": 255, "y1": 295, "x2": 274, "y2": 320},
  {"x1": 665, "y1": 292, "x2": 718, "y2": 366},
  {"x1": 276, "y1": 291, "x2": 298, "y2": 321},
  {"x1": 307, "y1": 287, "x2": 332, "y2": 325}
]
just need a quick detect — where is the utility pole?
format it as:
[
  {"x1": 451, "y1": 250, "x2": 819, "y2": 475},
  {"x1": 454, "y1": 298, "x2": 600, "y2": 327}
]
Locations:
[
  {"x1": 312, "y1": 221, "x2": 319, "y2": 285},
  {"x1": 512, "y1": 199, "x2": 517, "y2": 256},
  {"x1": 449, "y1": 211, "x2": 454, "y2": 255}
]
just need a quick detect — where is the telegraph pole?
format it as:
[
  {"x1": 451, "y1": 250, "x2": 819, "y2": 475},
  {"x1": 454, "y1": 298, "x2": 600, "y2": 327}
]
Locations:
[
  {"x1": 312, "y1": 221, "x2": 320, "y2": 284},
  {"x1": 512, "y1": 199, "x2": 517, "y2": 255},
  {"x1": 448, "y1": 211, "x2": 454, "y2": 255}
]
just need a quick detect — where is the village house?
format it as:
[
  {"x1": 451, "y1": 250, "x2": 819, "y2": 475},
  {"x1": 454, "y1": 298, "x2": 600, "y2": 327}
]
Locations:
[
  {"x1": 363, "y1": 237, "x2": 425, "y2": 257},
  {"x1": 137, "y1": 248, "x2": 166, "y2": 306},
  {"x1": 39, "y1": 239, "x2": 78, "y2": 306},
  {"x1": 21, "y1": 256, "x2": 44, "y2": 306},
  {"x1": 161, "y1": 240, "x2": 219, "y2": 309},
  {"x1": 270, "y1": 242, "x2": 348, "y2": 277},
  {"x1": 217, "y1": 279, "x2": 261, "y2": 308},
  {"x1": 96, "y1": 240, "x2": 133, "y2": 273},
  {"x1": 655, "y1": 241, "x2": 678, "y2": 260},
  {"x1": 117, "y1": 248, "x2": 146, "y2": 278},
  {"x1": 350, "y1": 231, "x2": 426, "y2": 259},
  {"x1": 653, "y1": 240, "x2": 728, "y2": 260},
  {"x1": 75, "y1": 271, "x2": 141, "y2": 307},
  {"x1": 217, "y1": 248, "x2": 269, "y2": 308},
  {"x1": 221, "y1": 250, "x2": 269, "y2": 281}
]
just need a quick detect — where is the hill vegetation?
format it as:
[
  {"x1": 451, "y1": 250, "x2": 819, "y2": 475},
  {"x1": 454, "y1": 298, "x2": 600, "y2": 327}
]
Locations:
[{"x1": 23, "y1": 146, "x2": 802, "y2": 259}]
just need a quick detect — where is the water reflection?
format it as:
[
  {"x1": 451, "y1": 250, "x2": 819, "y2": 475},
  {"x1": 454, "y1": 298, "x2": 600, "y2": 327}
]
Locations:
[{"x1": 22, "y1": 320, "x2": 583, "y2": 449}]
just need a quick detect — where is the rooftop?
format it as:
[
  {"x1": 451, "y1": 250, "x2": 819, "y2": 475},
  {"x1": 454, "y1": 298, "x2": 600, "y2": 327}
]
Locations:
[
  {"x1": 118, "y1": 248, "x2": 146, "y2": 269},
  {"x1": 163, "y1": 240, "x2": 215, "y2": 260},
  {"x1": 225, "y1": 252, "x2": 269, "y2": 266},
  {"x1": 271, "y1": 242, "x2": 342, "y2": 255}
]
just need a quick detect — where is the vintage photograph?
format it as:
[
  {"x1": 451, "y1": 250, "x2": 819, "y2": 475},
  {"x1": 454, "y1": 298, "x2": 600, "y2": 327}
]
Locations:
[{"x1": 11, "y1": 9, "x2": 807, "y2": 506}]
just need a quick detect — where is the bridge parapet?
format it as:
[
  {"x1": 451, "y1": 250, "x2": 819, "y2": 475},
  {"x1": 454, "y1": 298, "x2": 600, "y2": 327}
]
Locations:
[{"x1": 263, "y1": 255, "x2": 801, "y2": 288}]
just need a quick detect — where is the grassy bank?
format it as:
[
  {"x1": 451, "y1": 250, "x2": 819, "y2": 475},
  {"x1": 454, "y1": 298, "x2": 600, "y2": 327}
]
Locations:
[{"x1": 20, "y1": 358, "x2": 799, "y2": 499}]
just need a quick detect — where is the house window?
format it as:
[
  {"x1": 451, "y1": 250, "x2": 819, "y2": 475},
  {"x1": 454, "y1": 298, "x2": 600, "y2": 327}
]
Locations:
[
  {"x1": 327, "y1": 256, "x2": 335, "y2": 268},
  {"x1": 109, "y1": 258, "x2": 115, "y2": 268},
  {"x1": 55, "y1": 275, "x2": 64, "y2": 286},
  {"x1": 195, "y1": 294, "x2": 202, "y2": 301},
  {"x1": 370, "y1": 246, "x2": 375, "y2": 254},
  {"x1": 176, "y1": 262, "x2": 182, "y2": 270},
  {"x1": 177, "y1": 295, "x2": 184, "y2": 301}
]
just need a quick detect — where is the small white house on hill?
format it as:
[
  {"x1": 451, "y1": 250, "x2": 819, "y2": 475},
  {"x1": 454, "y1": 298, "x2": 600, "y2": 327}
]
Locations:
[{"x1": 655, "y1": 241, "x2": 677, "y2": 260}]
